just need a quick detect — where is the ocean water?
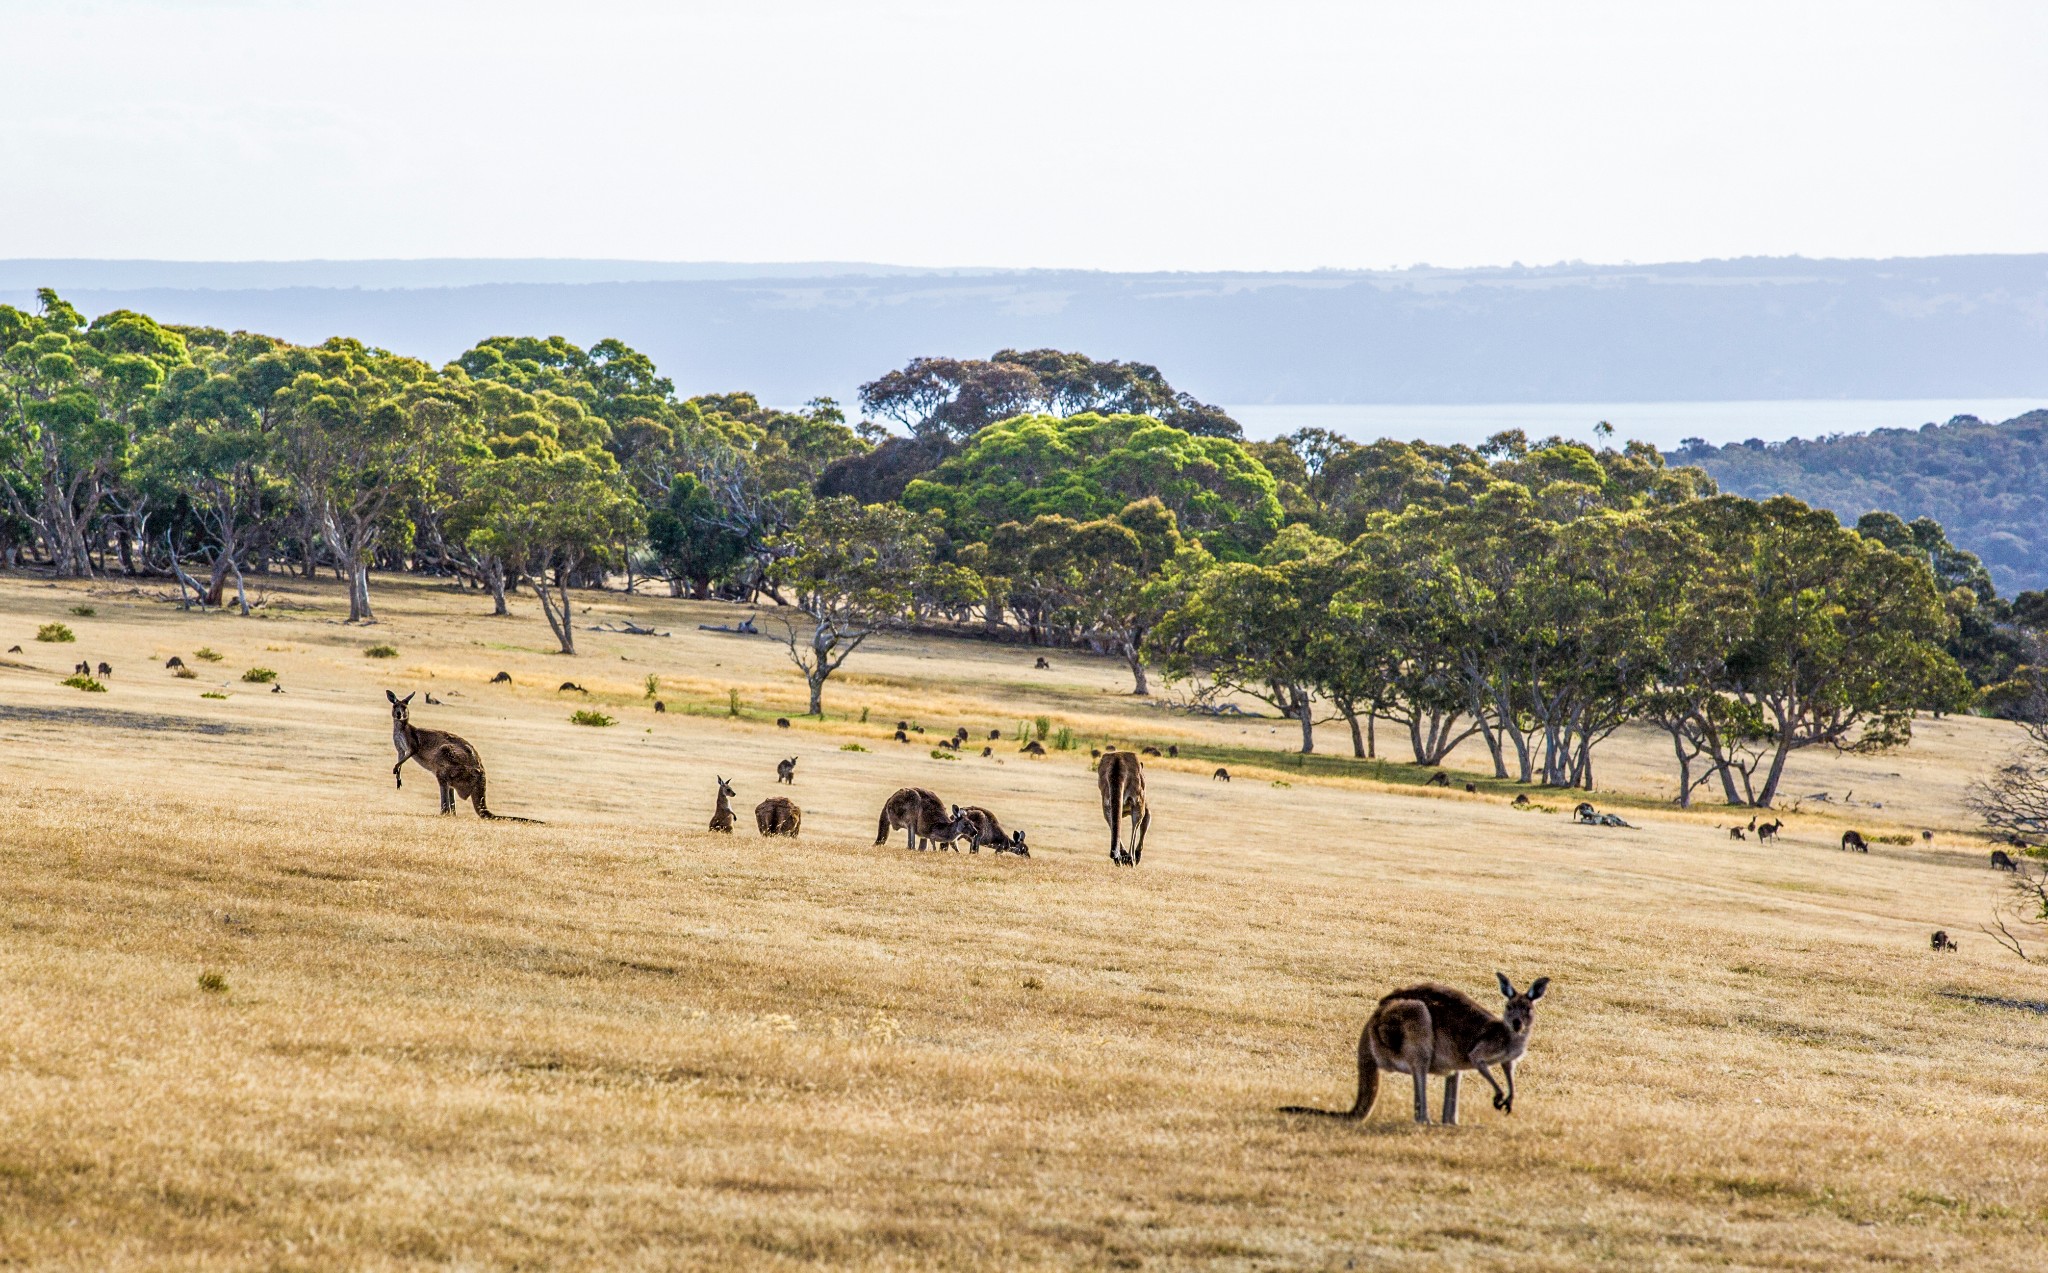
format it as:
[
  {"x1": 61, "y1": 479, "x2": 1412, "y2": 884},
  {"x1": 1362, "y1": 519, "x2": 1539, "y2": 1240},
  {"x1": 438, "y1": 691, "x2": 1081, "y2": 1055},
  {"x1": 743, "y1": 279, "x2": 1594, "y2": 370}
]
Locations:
[{"x1": 1222, "y1": 399, "x2": 2048, "y2": 451}]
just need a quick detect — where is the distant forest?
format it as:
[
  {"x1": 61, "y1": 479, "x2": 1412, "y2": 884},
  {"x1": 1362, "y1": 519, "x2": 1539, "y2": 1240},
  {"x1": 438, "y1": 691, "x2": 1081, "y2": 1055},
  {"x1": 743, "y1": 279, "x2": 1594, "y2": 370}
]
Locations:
[{"x1": 1675, "y1": 411, "x2": 2048, "y2": 593}]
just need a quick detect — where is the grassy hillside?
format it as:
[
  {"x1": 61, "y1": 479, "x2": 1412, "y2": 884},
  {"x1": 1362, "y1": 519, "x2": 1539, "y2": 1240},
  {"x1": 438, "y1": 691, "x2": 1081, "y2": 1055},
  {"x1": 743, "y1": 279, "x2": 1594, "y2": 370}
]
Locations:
[
  {"x1": 1677, "y1": 409, "x2": 2048, "y2": 593},
  {"x1": 1, "y1": 574, "x2": 2044, "y2": 1270}
]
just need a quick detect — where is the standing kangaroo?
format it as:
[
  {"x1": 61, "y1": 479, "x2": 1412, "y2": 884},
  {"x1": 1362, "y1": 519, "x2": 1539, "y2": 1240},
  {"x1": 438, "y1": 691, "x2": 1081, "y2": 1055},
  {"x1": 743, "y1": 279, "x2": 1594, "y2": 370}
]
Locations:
[
  {"x1": 875, "y1": 787, "x2": 951, "y2": 851},
  {"x1": 776, "y1": 757, "x2": 797, "y2": 785},
  {"x1": 387, "y1": 690, "x2": 539, "y2": 822},
  {"x1": 1282, "y1": 974, "x2": 1550, "y2": 1125},
  {"x1": 709, "y1": 777, "x2": 737, "y2": 832},
  {"x1": 1098, "y1": 751, "x2": 1151, "y2": 866}
]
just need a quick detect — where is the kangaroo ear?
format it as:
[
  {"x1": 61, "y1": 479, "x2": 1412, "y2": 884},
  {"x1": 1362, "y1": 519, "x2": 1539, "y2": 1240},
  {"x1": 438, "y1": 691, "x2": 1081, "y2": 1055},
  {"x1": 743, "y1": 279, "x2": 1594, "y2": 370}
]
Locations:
[
  {"x1": 1496, "y1": 971, "x2": 1516, "y2": 998},
  {"x1": 386, "y1": 689, "x2": 397, "y2": 703},
  {"x1": 401, "y1": 692, "x2": 415, "y2": 705},
  {"x1": 1527, "y1": 977, "x2": 1550, "y2": 1001}
]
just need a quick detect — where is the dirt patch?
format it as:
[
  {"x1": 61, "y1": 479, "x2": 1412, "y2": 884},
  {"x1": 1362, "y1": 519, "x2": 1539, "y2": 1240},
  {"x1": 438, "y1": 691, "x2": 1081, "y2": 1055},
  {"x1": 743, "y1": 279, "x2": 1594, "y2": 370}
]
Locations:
[{"x1": 0, "y1": 704, "x2": 255, "y2": 736}]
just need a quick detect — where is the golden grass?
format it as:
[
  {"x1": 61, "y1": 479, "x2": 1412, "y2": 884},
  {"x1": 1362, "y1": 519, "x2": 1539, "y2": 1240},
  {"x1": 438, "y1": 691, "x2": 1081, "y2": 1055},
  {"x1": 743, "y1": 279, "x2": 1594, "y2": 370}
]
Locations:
[{"x1": 1, "y1": 572, "x2": 2045, "y2": 1270}]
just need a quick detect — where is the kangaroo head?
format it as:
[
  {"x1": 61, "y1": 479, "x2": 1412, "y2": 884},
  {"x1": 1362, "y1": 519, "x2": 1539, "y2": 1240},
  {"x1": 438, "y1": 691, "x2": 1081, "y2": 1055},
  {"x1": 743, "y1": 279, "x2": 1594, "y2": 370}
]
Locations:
[
  {"x1": 717, "y1": 776, "x2": 735, "y2": 799},
  {"x1": 386, "y1": 689, "x2": 415, "y2": 722},
  {"x1": 1001, "y1": 829, "x2": 1029, "y2": 857},
  {"x1": 1496, "y1": 972, "x2": 1550, "y2": 1035}
]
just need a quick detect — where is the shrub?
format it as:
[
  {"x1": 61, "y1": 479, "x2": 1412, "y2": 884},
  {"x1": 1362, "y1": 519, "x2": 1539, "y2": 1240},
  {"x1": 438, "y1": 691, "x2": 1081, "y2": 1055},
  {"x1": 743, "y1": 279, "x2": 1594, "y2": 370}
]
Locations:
[
  {"x1": 929, "y1": 749, "x2": 957, "y2": 761},
  {"x1": 194, "y1": 647, "x2": 223, "y2": 662},
  {"x1": 363, "y1": 644, "x2": 398, "y2": 659},
  {"x1": 197, "y1": 971, "x2": 228, "y2": 994},
  {"x1": 61, "y1": 674, "x2": 106, "y2": 693},
  {"x1": 35, "y1": 623, "x2": 75, "y2": 643},
  {"x1": 1034, "y1": 715, "x2": 1052, "y2": 741},
  {"x1": 644, "y1": 674, "x2": 660, "y2": 699},
  {"x1": 727, "y1": 689, "x2": 742, "y2": 717},
  {"x1": 174, "y1": 667, "x2": 197, "y2": 679},
  {"x1": 571, "y1": 709, "x2": 615, "y2": 727},
  {"x1": 69, "y1": 605, "x2": 94, "y2": 617},
  {"x1": 201, "y1": 691, "x2": 227, "y2": 699},
  {"x1": 1053, "y1": 726, "x2": 1076, "y2": 751},
  {"x1": 241, "y1": 667, "x2": 277, "y2": 683},
  {"x1": 840, "y1": 742, "x2": 868, "y2": 752},
  {"x1": 859, "y1": 706, "x2": 870, "y2": 723}
]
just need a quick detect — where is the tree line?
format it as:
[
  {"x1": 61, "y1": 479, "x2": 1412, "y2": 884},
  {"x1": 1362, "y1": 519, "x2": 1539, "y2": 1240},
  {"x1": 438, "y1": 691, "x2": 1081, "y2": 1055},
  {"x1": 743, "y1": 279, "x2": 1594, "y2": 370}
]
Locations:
[{"x1": 5, "y1": 291, "x2": 2042, "y2": 807}]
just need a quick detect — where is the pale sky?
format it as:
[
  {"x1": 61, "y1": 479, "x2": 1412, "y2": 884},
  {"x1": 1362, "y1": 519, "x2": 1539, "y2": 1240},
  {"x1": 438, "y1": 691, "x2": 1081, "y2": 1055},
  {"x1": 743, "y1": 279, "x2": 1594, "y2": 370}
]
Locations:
[{"x1": 3, "y1": 0, "x2": 2044, "y2": 270}]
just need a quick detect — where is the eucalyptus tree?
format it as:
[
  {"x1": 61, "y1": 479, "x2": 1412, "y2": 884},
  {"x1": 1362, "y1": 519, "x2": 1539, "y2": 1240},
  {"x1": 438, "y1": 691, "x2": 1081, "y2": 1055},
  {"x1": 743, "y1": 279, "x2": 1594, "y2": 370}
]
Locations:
[
  {"x1": 462, "y1": 447, "x2": 642, "y2": 654},
  {"x1": 769, "y1": 497, "x2": 932, "y2": 716}
]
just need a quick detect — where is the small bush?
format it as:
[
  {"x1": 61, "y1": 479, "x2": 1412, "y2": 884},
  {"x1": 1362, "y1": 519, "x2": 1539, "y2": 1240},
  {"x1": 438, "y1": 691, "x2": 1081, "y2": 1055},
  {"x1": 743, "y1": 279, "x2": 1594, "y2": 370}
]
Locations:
[
  {"x1": 364, "y1": 644, "x2": 398, "y2": 659},
  {"x1": 929, "y1": 749, "x2": 957, "y2": 761},
  {"x1": 197, "y1": 971, "x2": 228, "y2": 994},
  {"x1": 69, "y1": 605, "x2": 95, "y2": 617},
  {"x1": 201, "y1": 691, "x2": 227, "y2": 699},
  {"x1": 727, "y1": 689, "x2": 742, "y2": 717},
  {"x1": 174, "y1": 666, "x2": 197, "y2": 679},
  {"x1": 194, "y1": 647, "x2": 223, "y2": 662},
  {"x1": 241, "y1": 667, "x2": 277, "y2": 683},
  {"x1": 61, "y1": 674, "x2": 106, "y2": 693},
  {"x1": 644, "y1": 674, "x2": 660, "y2": 699},
  {"x1": 1870, "y1": 833, "x2": 1914, "y2": 846},
  {"x1": 840, "y1": 742, "x2": 868, "y2": 752},
  {"x1": 571, "y1": 709, "x2": 615, "y2": 727},
  {"x1": 1034, "y1": 715, "x2": 1052, "y2": 741},
  {"x1": 36, "y1": 623, "x2": 75, "y2": 643},
  {"x1": 1053, "y1": 726, "x2": 1076, "y2": 751},
  {"x1": 859, "y1": 706, "x2": 870, "y2": 723}
]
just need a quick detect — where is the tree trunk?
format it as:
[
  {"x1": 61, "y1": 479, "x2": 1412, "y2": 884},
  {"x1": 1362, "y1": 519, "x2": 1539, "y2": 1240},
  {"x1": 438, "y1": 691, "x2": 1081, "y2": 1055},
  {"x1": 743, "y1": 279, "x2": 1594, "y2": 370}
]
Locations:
[
  {"x1": 1341, "y1": 704, "x2": 1366, "y2": 758},
  {"x1": 531, "y1": 568, "x2": 576, "y2": 654},
  {"x1": 347, "y1": 561, "x2": 374, "y2": 622},
  {"x1": 1123, "y1": 638, "x2": 1149, "y2": 696}
]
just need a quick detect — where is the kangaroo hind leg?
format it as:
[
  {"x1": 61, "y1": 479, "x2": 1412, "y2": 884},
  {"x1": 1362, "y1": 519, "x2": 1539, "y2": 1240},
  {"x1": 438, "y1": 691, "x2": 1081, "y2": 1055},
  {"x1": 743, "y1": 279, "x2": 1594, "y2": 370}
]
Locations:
[
  {"x1": 438, "y1": 779, "x2": 455, "y2": 814},
  {"x1": 1441, "y1": 1072, "x2": 1461, "y2": 1125}
]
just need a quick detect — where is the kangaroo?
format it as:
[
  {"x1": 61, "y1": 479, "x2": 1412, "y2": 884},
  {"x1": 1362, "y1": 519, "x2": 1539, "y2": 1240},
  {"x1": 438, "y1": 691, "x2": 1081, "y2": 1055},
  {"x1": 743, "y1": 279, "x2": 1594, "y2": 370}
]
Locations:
[
  {"x1": 558, "y1": 681, "x2": 586, "y2": 693},
  {"x1": 7, "y1": 645, "x2": 22, "y2": 654},
  {"x1": 1841, "y1": 830, "x2": 1868, "y2": 853},
  {"x1": 755, "y1": 796, "x2": 801, "y2": 836},
  {"x1": 1282, "y1": 974, "x2": 1550, "y2": 1125},
  {"x1": 1141, "y1": 746, "x2": 1162, "y2": 757},
  {"x1": 1021, "y1": 740, "x2": 1046, "y2": 756},
  {"x1": 96, "y1": 661, "x2": 113, "y2": 678},
  {"x1": 1098, "y1": 751, "x2": 1151, "y2": 866},
  {"x1": 1991, "y1": 849, "x2": 2018, "y2": 871},
  {"x1": 165, "y1": 655, "x2": 185, "y2": 670},
  {"x1": 490, "y1": 671, "x2": 511, "y2": 684},
  {"x1": 424, "y1": 692, "x2": 441, "y2": 705},
  {"x1": 1729, "y1": 827, "x2": 1747, "y2": 841},
  {"x1": 1033, "y1": 656, "x2": 1051, "y2": 670},
  {"x1": 1213, "y1": 767, "x2": 1230, "y2": 782},
  {"x1": 1512, "y1": 793, "x2": 1529, "y2": 807},
  {"x1": 73, "y1": 660, "x2": 90, "y2": 676},
  {"x1": 1167, "y1": 744, "x2": 1179, "y2": 758},
  {"x1": 1426, "y1": 771, "x2": 1449, "y2": 787},
  {"x1": 654, "y1": 700, "x2": 665, "y2": 713},
  {"x1": 709, "y1": 777, "x2": 736, "y2": 832},
  {"x1": 989, "y1": 729, "x2": 1002, "y2": 740},
  {"x1": 386, "y1": 690, "x2": 540, "y2": 822},
  {"x1": 1930, "y1": 930, "x2": 1958, "y2": 952},
  {"x1": 1921, "y1": 829, "x2": 1933, "y2": 842},
  {"x1": 1747, "y1": 815, "x2": 1758, "y2": 832},
  {"x1": 1757, "y1": 819, "x2": 1782, "y2": 843},
  {"x1": 776, "y1": 718, "x2": 791, "y2": 729},
  {"x1": 776, "y1": 757, "x2": 797, "y2": 785},
  {"x1": 1464, "y1": 783, "x2": 1477, "y2": 794},
  {"x1": 981, "y1": 746, "x2": 993, "y2": 757},
  {"x1": 947, "y1": 804, "x2": 1029, "y2": 856},
  {"x1": 875, "y1": 787, "x2": 950, "y2": 851},
  {"x1": 894, "y1": 729, "x2": 910, "y2": 743}
]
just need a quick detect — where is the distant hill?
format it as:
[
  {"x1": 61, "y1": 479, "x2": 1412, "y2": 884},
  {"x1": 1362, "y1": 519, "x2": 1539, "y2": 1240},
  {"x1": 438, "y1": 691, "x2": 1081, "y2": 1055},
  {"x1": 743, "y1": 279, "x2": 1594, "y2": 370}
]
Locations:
[
  {"x1": 1674, "y1": 410, "x2": 2048, "y2": 593},
  {"x1": 3, "y1": 254, "x2": 2044, "y2": 408}
]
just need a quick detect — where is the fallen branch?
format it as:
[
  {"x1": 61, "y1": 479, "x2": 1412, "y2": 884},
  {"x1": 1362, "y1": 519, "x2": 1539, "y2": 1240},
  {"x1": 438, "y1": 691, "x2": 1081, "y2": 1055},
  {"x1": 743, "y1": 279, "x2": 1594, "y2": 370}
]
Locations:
[{"x1": 587, "y1": 621, "x2": 671, "y2": 637}]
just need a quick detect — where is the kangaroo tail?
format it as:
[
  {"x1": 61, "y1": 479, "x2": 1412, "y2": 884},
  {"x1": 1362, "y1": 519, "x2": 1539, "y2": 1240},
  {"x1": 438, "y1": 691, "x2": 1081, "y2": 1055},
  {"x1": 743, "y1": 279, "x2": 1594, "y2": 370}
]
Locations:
[
  {"x1": 1281, "y1": 1034, "x2": 1379, "y2": 1119},
  {"x1": 472, "y1": 772, "x2": 545, "y2": 825},
  {"x1": 875, "y1": 808, "x2": 893, "y2": 846}
]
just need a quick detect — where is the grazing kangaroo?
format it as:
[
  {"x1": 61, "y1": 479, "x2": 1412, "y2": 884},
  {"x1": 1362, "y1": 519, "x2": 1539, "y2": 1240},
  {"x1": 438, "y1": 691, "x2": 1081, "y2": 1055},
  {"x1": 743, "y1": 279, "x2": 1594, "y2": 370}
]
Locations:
[
  {"x1": 709, "y1": 777, "x2": 736, "y2": 832},
  {"x1": 1991, "y1": 849, "x2": 2018, "y2": 872},
  {"x1": 894, "y1": 729, "x2": 910, "y2": 743},
  {"x1": 1921, "y1": 829, "x2": 1933, "y2": 843},
  {"x1": 96, "y1": 661, "x2": 112, "y2": 678},
  {"x1": 1033, "y1": 656, "x2": 1050, "y2": 670},
  {"x1": 73, "y1": 660, "x2": 90, "y2": 676},
  {"x1": 490, "y1": 671, "x2": 511, "y2": 684},
  {"x1": 386, "y1": 690, "x2": 540, "y2": 822},
  {"x1": 1021, "y1": 740, "x2": 1046, "y2": 756},
  {"x1": 165, "y1": 655, "x2": 185, "y2": 669},
  {"x1": 755, "y1": 796, "x2": 801, "y2": 836},
  {"x1": 981, "y1": 746, "x2": 993, "y2": 757},
  {"x1": 7, "y1": 645, "x2": 22, "y2": 654},
  {"x1": 1141, "y1": 746, "x2": 1162, "y2": 756},
  {"x1": 947, "y1": 804, "x2": 1029, "y2": 856},
  {"x1": 876, "y1": 787, "x2": 951, "y2": 851},
  {"x1": 1282, "y1": 974, "x2": 1550, "y2": 1125},
  {"x1": 776, "y1": 757, "x2": 797, "y2": 784},
  {"x1": 1757, "y1": 819, "x2": 1783, "y2": 843},
  {"x1": 989, "y1": 729, "x2": 1002, "y2": 740},
  {"x1": 1098, "y1": 751, "x2": 1151, "y2": 866},
  {"x1": 1930, "y1": 930, "x2": 1958, "y2": 952},
  {"x1": 1841, "y1": 830, "x2": 1868, "y2": 853},
  {"x1": 558, "y1": 681, "x2": 585, "y2": 693},
  {"x1": 776, "y1": 718, "x2": 791, "y2": 729},
  {"x1": 654, "y1": 700, "x2": 665, "y2": 713},
  {"x1": 1729, "y1": 827, "x2": 1747, "y2": 841},
  {"x1": 1426, "y1": 771, "x2": 1449, "y2": 787},
  {"x1": 1213, "y1": 767, "x2": 1230, "y2": 782}
]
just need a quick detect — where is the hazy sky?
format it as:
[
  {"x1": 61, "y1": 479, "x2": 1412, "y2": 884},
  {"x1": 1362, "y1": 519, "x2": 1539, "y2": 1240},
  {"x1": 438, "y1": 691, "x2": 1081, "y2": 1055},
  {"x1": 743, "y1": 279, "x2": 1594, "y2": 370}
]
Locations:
[{"x1": 4, "y1": 1, "x2": 2044, "y2": 270}]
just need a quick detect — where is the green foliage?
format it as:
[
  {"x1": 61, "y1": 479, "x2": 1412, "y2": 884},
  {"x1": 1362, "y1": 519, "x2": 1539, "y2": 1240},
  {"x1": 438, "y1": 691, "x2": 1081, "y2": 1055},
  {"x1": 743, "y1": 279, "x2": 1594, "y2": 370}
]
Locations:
[
  {"x1": 643, "y1": 674, "x2": 659, "y2": 699},
  {"x1": 200, "y1": 691, "x2": 227, "y2": 699},
  {"x1": 570, "y1": 709, "x2": 615, "y2": 727},
  {"x1": 241, "y1": 667, "x2": 276, "y2": 683},
  {"x1": 363, "y1": 644, "x2": 398, "y2": 659},
  {"x1": 1053, "y1": 726, "x2": 1076, "y2": 751},
  {"x1": 35, "y1": 622, "x2": 74, "y2": 642},
  {"x1": 928, "y1": 749, "x2": 957, "y2": 761},
  {"x1": 197, "y1": 971, "x2": 228, "y2": 994},
  {"x1": 68, "y1": 605, "x2": 94, "y2": 616},
  {"x1": 1034, "y1": 716, "x2": 1051, "y2": 741},
  {"x1": 193, "y1": 647, "x2": 222, "y2": 662},
  {"x1": 646, "y1": 472, "x2": 749, "y2": 598},
  {"x1": 1678, "y1": 412, "x2": 2048, "y2": 593},
  {"x1": 727, "y1": 689, "x2": 742, "y2": 717},
  {"x1": 61, "y1": 674, "x2": 105, "y2": 692},
  {"x1": 770, "y1": 497, "x2": 934, "y2": 715},
  {"x1": 840, "y1": 742, "x2": 868, "y2": 752}
]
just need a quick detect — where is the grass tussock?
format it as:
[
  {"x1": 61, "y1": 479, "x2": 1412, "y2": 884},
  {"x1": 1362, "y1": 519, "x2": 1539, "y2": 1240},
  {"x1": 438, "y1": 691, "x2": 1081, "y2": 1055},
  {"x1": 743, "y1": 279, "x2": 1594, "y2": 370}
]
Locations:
[
  {"x1": 69, "y1": 604, "x2": 95, "y2": 617},
  {"x1": 193, "y1": 647, "x2": 223, "y2": 662},
  {"x1": 363, "y1": 644, "x2": 398, "y2": 659},
  {"x1": 60, "y1": 674, "x2": 106, "y2": 692},
  {"x1": 36, "y1": 622, "x2": 75, "y2": 643},
  {"x1": 240, "y1": 667, "x2": 276, "y2": 683}
]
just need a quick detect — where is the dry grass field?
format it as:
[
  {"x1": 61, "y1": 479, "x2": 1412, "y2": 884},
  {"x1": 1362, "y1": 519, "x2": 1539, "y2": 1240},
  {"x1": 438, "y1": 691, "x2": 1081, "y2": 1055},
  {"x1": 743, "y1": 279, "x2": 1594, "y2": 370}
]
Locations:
[{"x1": 2, "y1": 571, "x2": 2045, "y2": 1271}]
